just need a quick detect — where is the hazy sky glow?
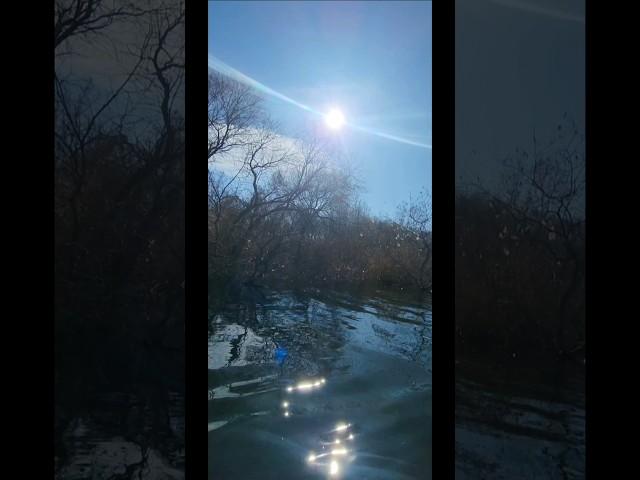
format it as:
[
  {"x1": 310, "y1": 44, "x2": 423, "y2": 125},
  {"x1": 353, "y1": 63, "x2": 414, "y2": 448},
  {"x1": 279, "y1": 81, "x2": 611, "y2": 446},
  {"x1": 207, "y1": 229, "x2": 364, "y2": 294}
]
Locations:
[
  {"x1": 456, "y1": 0, "x2": 585, "y2": 187},
  {"x1": 209, "y1": 1, "x2": 432, "y2": 218}
]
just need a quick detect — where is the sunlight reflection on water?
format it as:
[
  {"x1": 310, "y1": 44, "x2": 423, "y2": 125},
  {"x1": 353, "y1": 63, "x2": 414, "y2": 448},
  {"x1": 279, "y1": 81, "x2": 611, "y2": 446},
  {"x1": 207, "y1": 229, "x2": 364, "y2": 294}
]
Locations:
[
  {"x1": 208, "y1": 289, "x2": 432, "y2": 478},
  {"x1": 306, "y1": 419, "x2": 357, "y2": 477}
]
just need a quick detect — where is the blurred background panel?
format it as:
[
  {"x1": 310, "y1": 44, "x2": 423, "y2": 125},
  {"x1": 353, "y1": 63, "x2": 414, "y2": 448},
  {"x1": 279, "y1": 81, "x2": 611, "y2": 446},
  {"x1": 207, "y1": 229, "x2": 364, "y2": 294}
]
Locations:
[
  {"x1": 455, "y1": 1, "x2": 585, "y2": 478},
  {"x1": 54, "y1": 1, "x2": 185, "y2": 478}
]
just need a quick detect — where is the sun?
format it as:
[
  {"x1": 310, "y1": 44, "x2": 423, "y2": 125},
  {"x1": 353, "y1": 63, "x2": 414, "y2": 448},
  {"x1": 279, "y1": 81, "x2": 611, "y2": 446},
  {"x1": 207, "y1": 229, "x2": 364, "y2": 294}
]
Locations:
[{"x1": 325, "y1": 108, "x2": 345, "y2": 130}]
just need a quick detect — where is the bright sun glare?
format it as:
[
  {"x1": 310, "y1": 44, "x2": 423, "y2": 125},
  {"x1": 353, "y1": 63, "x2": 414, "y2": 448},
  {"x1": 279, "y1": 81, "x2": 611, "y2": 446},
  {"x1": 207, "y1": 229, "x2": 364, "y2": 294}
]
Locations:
[{"x1": 325, "y1": 108, "x2": 345, "y2": 130}]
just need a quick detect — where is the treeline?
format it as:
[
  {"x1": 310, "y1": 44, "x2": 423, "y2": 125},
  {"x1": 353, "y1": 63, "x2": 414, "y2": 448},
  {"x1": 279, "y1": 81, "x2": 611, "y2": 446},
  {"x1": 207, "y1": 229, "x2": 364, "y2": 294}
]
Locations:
[
  {"x1": 456, "y1": 125, "x2": 585, "y2": 366},
  {"x1": 208, "y1": 72, "x2": 432, "y2": 306},
  {"x1": 55, "y1": 0, "x2": 185, "y2": 436}
]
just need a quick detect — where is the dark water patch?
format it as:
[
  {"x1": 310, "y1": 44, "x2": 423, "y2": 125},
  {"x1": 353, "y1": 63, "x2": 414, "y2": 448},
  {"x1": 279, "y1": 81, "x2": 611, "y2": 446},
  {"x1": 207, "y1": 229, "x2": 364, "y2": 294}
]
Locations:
[{"x1": 455, "y1": 358, "x2": 585, "y2": 479}]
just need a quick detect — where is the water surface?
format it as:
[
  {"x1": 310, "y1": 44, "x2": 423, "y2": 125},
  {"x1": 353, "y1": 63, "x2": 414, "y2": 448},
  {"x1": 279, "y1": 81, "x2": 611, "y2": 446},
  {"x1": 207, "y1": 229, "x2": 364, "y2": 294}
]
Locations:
[
  {"x1": 208, "y1": 287, "x2": 433, "y2": 479},
  {"x1": 455, "y1": 360, "x2": 585, "y2": 479}
]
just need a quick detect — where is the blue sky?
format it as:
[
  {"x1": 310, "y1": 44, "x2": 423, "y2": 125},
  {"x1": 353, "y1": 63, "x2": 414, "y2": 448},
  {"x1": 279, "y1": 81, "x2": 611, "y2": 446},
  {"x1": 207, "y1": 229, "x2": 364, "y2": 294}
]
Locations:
[{"x1": 209, "y1": 1, "x2": 432, "y2": 219}]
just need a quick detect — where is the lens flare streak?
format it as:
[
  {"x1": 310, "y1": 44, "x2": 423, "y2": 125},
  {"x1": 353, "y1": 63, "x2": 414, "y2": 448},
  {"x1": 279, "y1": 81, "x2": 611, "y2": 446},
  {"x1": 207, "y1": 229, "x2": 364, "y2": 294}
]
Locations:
[
  {"x1": 208, "y1": 55, "x2": 314, "y2": 114},
  {"x1": 208, "y1": 55, "x2": 431, "y2": 150}
]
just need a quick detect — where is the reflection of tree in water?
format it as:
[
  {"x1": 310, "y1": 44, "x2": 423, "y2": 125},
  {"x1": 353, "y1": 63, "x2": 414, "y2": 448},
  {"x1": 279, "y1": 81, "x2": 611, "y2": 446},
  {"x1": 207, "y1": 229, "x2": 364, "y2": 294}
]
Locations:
[
  {"x1": 410, "y1": 325, "x2": 431, "y2": 366},
  {"x1": 209, "y1": 290, "x2": 434, "y2": 479},
  {"x1": 261, "y1": 294, "x2": 348, "y2": 379},
  {"x1": 365, "y1": 293, "x2": 432, "y2": 366},
  {"x1": 207, "y1": 288, "x2": 433, "y2": 424},
  {"x1": 210, "y1": 303, "x2": 275, "y2": 367},
  {"x1": 411, "y1": 310, "x2": 432, "y2": 365},
  {"x1": 227, "y1": 325, "x2": 248, "y2": 366},
  {"x1": 209, "y1": 292, "x2": 349, "y2": 379}
]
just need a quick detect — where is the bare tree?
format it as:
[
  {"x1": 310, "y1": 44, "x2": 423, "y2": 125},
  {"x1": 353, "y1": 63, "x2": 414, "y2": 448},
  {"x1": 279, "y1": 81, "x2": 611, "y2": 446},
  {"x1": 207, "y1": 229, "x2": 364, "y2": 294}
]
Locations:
[
  {"x1": 55, "y1": 3, "x2": 187, "y2": 472},
  {"x1": 208, "y1": 71, "x2": 263, "y2": 161},
  {"x1": 503, "y1": 125, "x2": 585, "y2": 355},
  {"x1": 55, "y1": 0, "x2": 146, "y2": 50},
  {"x1": 55, "y1": 0, "x2": 185, "y2": 398},
  {"x1": 395, "y1": 190, "x2": 433, "y2": 290},
  {"x1": 208, "y1": 116, "x2": 361, "y2": 290},
  {"x1": 463, "y1": 121, "x2": 585, "y2": 356}
]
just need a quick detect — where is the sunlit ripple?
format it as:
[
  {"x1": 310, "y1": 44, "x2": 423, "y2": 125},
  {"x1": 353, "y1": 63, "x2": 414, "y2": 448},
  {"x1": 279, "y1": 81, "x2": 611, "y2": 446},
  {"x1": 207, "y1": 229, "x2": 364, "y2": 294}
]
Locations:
[
  {"x1": 307, "y1": 418, "x2": 356, "y2": 477},
  {"x1": 286, "y1": 378, "x2": 326, "y2": 393},
  {"x1": 333, "y1": 423, "x2": 351, "y2": 432}
]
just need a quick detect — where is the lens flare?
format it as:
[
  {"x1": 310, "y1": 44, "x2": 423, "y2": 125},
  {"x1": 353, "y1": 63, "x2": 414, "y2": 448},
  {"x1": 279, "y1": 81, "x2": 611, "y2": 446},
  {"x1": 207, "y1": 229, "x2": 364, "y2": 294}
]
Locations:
[
  {"x1": 325, "y1": 109, "x2": 345, "y2": 130},
  {"x1": 208, "y1": 55, "x2": 431, "y2": 150}
]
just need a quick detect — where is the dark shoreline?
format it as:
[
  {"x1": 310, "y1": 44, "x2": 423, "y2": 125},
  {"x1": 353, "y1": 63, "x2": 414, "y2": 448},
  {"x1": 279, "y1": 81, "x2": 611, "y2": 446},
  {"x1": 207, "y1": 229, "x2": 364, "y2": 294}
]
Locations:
[{"x1": 456, "y1": 353, "x2": 585, "y2": 406}]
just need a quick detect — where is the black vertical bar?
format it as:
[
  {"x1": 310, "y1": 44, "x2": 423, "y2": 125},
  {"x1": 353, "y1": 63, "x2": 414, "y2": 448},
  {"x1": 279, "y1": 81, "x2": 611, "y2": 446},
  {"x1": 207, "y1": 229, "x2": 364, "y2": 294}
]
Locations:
[
  {"x1": 184, "y1": 0, "x2": 191, "y2": 474},
  {"x1": 184, "y1": 0, "x2": 210, "y2": 476},
  {"x1": 432, "y1": 0, "x2": 456, "y2": 477},
  {"x1": 584, "y1": 0, "x2": 594, "y2": 477}
]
